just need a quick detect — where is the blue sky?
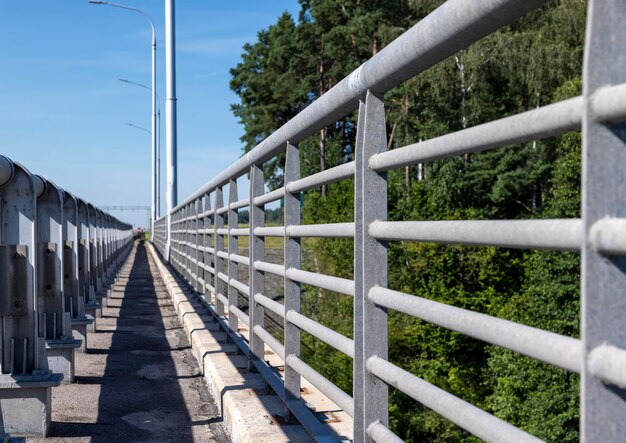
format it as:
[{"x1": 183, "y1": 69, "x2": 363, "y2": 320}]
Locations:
[{"x1": 0, "y1": 1, "x2": 300, "y2": 227}]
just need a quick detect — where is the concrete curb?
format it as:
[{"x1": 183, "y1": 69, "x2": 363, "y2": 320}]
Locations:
[{"x1": 147, "y1": 243, "x2": 316, "y2": 443}]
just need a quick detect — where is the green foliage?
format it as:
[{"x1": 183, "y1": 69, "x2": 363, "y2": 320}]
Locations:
[{"x1": 230, "y1": 1, "x2": 587, "y2": 441}]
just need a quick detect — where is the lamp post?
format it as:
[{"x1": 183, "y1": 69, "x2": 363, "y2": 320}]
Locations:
[
  {"x1": 120, "y1": 78, "x2": 161, "y2": 218},
  {"x1": 89, "y1": 0, "x2": 158, "y2": 234},
  {"x1": 165, "y1": 0, "x2": 178, "y2": 261}
]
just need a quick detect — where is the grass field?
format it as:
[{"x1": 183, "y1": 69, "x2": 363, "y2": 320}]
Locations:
[{"x1": 222, "y1": 224, "x2": 284, "y2": 250}]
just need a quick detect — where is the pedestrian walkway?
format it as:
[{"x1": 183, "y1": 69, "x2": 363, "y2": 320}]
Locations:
[{"x1": 29, "y1": 241, "x2": 229, "y2": 443}]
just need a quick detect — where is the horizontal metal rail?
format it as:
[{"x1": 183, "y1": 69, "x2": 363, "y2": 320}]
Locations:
[
  {"x1": 286, "y1": 310, "x2": 354, "y2": 358},
  {"x1": 369, "y1": 219, "x2": 582, "y2": 251},
  {"x1": 253, "y1": 325, "x2": 285, "y2": 360},
  {"x1": 253, "y1": 293, "x2": 286, "y2": 318},
  {"x1": 286, "y1": 268, "x2": 355, "y2": 297},
  {"x1": 286, "y1": 161, "x2": 355, "y2": 194},
  {"x1": 288, "y1": 223, "x2": 354, "y2": 239},
  {"x1": 254, "y1": 260, "x2": 285, "y2": 277},
  {"x1": 369, "y1": 96, "x2": 582, "y2": 172},
  {"x1": 369, "y1": 286, "x2": 581, "y2": 373},
  {"x1": 286, "y1": 354, "x2": 354, "y2": 417},
  {"x1": 253, "y1": 187, "x2": 284, "y2": 206},
  {"x1": 366, "y1": 357, "x2": 542, "y2": 443}
]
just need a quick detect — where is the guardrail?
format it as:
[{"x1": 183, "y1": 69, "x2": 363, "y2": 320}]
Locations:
[
  {"x1": 0, "y1": 154, "x2": 133, "y2": 436},
  {"x1": 153, "y1": 0, "x2": 626, "y2": 441}
]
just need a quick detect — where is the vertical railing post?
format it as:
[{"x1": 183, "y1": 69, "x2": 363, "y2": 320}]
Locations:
[
  {"x1": 203, "y1": 193, "x2": 213, "y2": 302},
  {"x1": 227, "y1": 179, "x2": 239, "y2": 331},
  {"x1": 355, "y1": 91, "x2": 388, "y2": 443},
  {"x1": 353, "y1": 98, "x2": 367, "y2": 441},
  {"x1": 284, "y1": 141, "x2": 301, "y2": 415},
  {"x1": 581, "y1": 1, "x2": 626, "y2": 440},
  {"x1": 249, "y1": 164, "x2": 265, "y2": 370},
  {"x1": 174, "y1": 210, "x2": 180, "y2": 272},
  {"x1": 180, "y1": 207, "x2": 185, "y2": 279},
  {"x1": 194, "y1": 198, "x2": 203, "y2": 294},
  {"x1": 184, "y1": 205, "x2": 190, "y2": 283},
  {"x1": 185, "y1": 203, "x2": 191, "y2": 287},
  {"x1": 174, "y1": 210, "x2": 180, "y2": 273},
  {"x1": 214, "y1": 187, "x2": 225, "y2": 316}
]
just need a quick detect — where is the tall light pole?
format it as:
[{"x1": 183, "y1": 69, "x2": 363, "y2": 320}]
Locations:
[
  {"x1": 120, "y1": 78, "x2": 161, "y2": 218},
  {"x1": 89, "y1": 0, "x2": 158, "y2": 235},
  {"x1": 165, "y1": 0, "x2": 178, "y2": 260}
]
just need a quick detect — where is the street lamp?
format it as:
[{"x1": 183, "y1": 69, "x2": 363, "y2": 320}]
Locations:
[
  {"x1": 89, "y1": 0, "x2": 158, "y2": 234},
  {"x1": 120, "y1": 78, "x2": 161, "y2": 218},
  {"x1": 125, "y1": 122, "x2": 150, "y2": 134}
]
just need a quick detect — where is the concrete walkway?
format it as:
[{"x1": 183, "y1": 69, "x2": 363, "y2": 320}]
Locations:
[{"x1": 29, "y1": 242, "x2": 229, "y2": 443}]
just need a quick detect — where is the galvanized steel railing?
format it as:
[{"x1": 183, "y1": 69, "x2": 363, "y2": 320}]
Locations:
[
  {"x1": 153, "y1": 0, "x2": 626, "y2": 441},
  {"x1": 0, "y1": 154, "x2": 133, "y2": 379}
]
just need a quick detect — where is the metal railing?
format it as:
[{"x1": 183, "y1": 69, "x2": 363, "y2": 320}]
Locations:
[
  {"x1": 0, "y1": 154, "x2": 133, "y2": 381},
  {"x1": 153, "y1": 0, "x2": 626, "y2": 441}
]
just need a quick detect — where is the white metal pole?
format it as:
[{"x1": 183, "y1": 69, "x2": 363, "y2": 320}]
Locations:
[
  {"x1": 157, "y1": 108, "x2": 161, "y2": 218},
  {"x1": 151, "y1": 28, "x2": 157, "y2": 240},
  {"x1": 165, "y1": 0, "x2": 177, "y2": 261},
  {"x1": 88, "y1": 1, "x2": 158, "y2": 239}
]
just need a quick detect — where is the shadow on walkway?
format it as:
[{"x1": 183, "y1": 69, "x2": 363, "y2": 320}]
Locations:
[{"x1": 40, "y1": 242, "x2": 228, "y2": 442}]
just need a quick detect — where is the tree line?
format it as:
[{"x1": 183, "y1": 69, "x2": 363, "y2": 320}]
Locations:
[{"x1": 230, "y1": 1, "x2": 586, "y2": 441}]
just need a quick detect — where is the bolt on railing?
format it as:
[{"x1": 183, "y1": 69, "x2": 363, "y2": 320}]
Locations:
[{"x1": 152, "y1": 0, "x2": 626, "y2": 441}]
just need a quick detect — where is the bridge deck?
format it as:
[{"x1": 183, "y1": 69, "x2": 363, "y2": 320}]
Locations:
[{"x1": 30, "y1": 242, "x2": 229, "y2": 442}]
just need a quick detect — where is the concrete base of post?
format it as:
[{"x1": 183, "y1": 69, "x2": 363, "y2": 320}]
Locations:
[
  {"x1": 94, "y1": 295, "x2": 104, "y2": 319},
  {"x1": 71, "y1": 315, "x2": 94, "y2": 353},
  {"x1": 0, "y1": 373, "x2": 63, "y2": 436},
  {"x1": 45, "y1": 339, "x2": 81, "y2": 383},
  {"x1": 84, "y1": 302, "x2": 100, "y2": 333}
]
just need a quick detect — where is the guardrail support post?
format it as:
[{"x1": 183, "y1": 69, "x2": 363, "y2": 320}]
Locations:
[
  {"x1": 87, "y1": 205, "x2": 102, "y2": 328},
  {"x1": 0, "y1": 160, "x2": 62, "y2": 436},
  {"x1": 581, "y1": 0, "x2": 626, "y2": 440},
  {"x1": 63, "y1": 194, "x2": 93, "y2": 353},
  {"x1": 284, "y1": 141, "x2": 301, "y2": 417},
  {"x1": 95, "y1": 210, "x2": 104, "y2": 302},
  {"x1": 35, "y1": 178, "x2": 81, "y2": 384},
  {"x1": 249, "y1": 164, "x2": 265, "y2": 371},
  {"x1": 355, "y1": 91, "x2": 388, "y2": 443},
  {"x1": 79, "y1": 202, "x2": 98, "y2": 335}
]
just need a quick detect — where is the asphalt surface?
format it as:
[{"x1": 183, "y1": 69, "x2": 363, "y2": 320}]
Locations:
[{"x1": 29, "y1": 242, "x2": 229, "y2": 443}]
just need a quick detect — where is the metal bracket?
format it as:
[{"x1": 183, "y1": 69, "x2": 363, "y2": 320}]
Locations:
[
  {"x1": 63, "y1": 240, "x2": 74, "y2": 282},
  {"x1": 78, "y1": 239, "x2": 86, "y2": 272},
  {"x1": 37, "y1": 243, "x2": 59, "y2": 297},
  {"x1": 0, "y1": 244, "x2": 28, "y2": 317}
]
